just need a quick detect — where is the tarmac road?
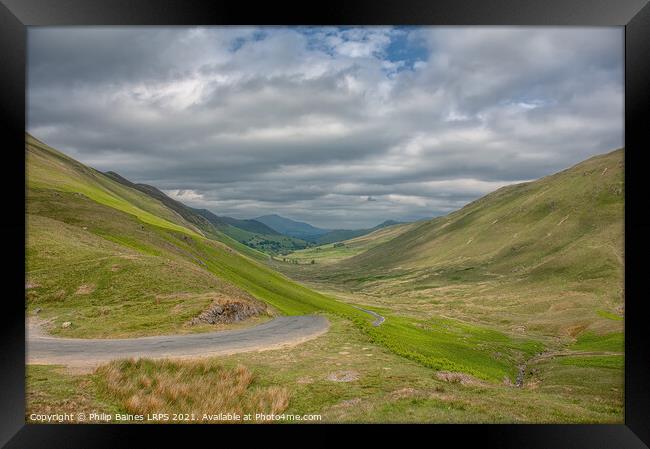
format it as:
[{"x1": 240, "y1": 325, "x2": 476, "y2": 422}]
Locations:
[
  {"x1": 27, "y1": 315, "x2": 329, "y2": 368},
  {"x1": 352, "y1": 306, "x2": 385, "y2": 326}
]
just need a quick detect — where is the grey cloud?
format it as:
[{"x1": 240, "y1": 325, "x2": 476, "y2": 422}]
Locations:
[{"x1": 28, "y1": 26, "x2": 623, "y2": 229}]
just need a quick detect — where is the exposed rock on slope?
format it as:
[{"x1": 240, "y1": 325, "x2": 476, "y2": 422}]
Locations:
[{"x1": 190, "y1": 297, "x2": 268, "y2": 325}]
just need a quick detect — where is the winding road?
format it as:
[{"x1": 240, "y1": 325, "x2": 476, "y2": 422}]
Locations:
[
  {"x1": 27, "y1": 303, "x2": 384, "y2": 370},
  {"x1": 27, "y1": 315, "x2": 329, "y2": 369},
  {"x1": 353, "y1": 306, "x2": 386, "y2": 326}
]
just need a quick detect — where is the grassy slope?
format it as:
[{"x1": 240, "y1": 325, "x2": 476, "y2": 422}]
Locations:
[
  {"x1": 288, "y1": 149, "x2": 623, "y2": 339},
  {"x1": 313, "y1": 221, "x2": 405, "y2": 245},
  {"x1": 220, "y1": 316, "x2": 621, "y2": 423},
  {"x1": 218, "y1": 223, "x2": 311, "y2": 255},
  {"x1": 287, "y1": 221, "x2": 417, "y2": 264},
  {"x1": 103, "y1": 170, "x2": 272, "y2": 261},
  {"x1": 345, "y1": 149, "x2": 622, "y2": 271},
  {"x1": 275, "y1": 149, "x2": 624, "y2": 394},
  {"x1": 26, "y1": 190, "x2": 276, "y2": 337},
  {"x1": 346, "y1": 149, "x2": 623, "y2": 290},
  {"x1": 27, "y1": 135, "x2": 203, "y2": 237},
  {"x1": 26, "y1": 135, "x2": 536, "y2": 382},
  {"x1": 26, "y1": 135, "x2": 367, "y2": 324}
]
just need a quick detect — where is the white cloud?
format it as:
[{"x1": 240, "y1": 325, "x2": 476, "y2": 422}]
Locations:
[{"x1": 28, "y1": 26, "x2": 623, "y2": 228}]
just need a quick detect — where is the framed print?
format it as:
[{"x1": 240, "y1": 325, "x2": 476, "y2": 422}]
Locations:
[{"x1": 1, "y1": 0, "x2": 649, "y2": 447}]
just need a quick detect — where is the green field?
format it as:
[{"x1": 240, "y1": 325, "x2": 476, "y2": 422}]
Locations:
[
  {"x1": 285, "y1": 221, "x2": 416, "y2": 264},
  {"x1": 282, "y1": 149, "x2": 624, "y2": 340},
  {"x1": 219, "y1": 224, "x2": 311, "y2": 255},
  {"x1": 26, "y1": 135, "x2": 624, "y2": 422}
]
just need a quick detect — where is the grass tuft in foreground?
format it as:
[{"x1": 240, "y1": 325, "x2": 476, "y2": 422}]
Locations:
[{"x1": 95, "y1": 358, "x2": 289, "y2": 421}]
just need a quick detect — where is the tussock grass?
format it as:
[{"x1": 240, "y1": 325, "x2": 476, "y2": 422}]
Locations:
[{"x1": 96, "y1": 359, "x2": 289, "y2": 421}]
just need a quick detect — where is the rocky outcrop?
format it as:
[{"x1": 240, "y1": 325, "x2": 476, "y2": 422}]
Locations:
[{"x1": 190, "y1": 298, "x2": 266, "y2": 325}]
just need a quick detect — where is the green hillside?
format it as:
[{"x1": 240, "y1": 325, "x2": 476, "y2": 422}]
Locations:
[
  {"x1": 104, "y1": 170, "x2": 306, "y2": 256},
  {"x1": 26, "y1": 134, "x2": 540, "y2": 382},
  {"x1": 349, "y1": 149, "x2": 623, "y2": 278},
  {"x1": 286, "y1": 149, "x2": 624, "y2": 340},
  {"x1": 27, "y1": 136, "x2": 204, "y2": 237},
  {"x1": 193, "y1": 209, "x2": 279, "y2": 235},
  {"x1": 26, "y1": 135, "x2": 394, "y2": 326},
  {"x1": 26, "y1": 134, "x2": 362, "y2": 336},
  {"x1": 193, "y1": 208, "x2": 311, "y2": 255},
  {"x1": 286, "y1": 221, "x2": 417, "y2": 264},
  {"x1": 314, "y1": 220, "x2": 406, "y2": 245}
]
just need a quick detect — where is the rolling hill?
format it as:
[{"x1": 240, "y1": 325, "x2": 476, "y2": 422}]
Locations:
[
  {"x1": 103, "y1": 171, "x2": 308, "y2": 255},
  {"x1": 26, "y1": 133, "x2": 542, "y2": 382},
  {"x1": 25, "y1": 133, "x2": 369, "y2": 336},
  {"x1": 346, "y1": 149, "x2": 623, "y2": 281},
  {"x1": 286, "y1": 149, "x2": 624, "y2": 339}
]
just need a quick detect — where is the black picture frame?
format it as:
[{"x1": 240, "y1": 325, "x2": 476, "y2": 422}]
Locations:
[{"x1": 2, "y1": 0, "x2": 648, "y2": 447}]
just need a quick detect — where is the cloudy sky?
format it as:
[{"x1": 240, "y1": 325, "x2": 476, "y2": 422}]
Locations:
[{"x1": 28, "y1": 26, "x2": 623, "y2": 229}]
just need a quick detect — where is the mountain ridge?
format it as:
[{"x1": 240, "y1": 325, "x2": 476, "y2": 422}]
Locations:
[
  {"x1": 294, "y1": 148, "x2": 624, "y2": 338},
  {"x1": 103, "y1": 171, "x2": 308, "y2": 255},
  {"x1": 254, "y1": 214, "x2": 330, "y2": 240}
]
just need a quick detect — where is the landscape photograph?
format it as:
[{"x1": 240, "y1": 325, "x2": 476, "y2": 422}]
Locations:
[{"x1": 25, "y1": 26, "x2": 624, "y2": 423}]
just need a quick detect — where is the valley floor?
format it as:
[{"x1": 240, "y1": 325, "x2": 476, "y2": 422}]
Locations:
[
  {"x1": 27, "y1": 317, "x2": 623, "y2": 424},
  {"x1": 26, "y1": 252, "x2": 623, "y2": 424},
  {"x1": 25, "y1": 138, "x2": 624, "y2": 423}
]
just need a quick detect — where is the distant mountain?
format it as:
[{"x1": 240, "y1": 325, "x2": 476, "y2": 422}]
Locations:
[
  {"x1": 255, "y1": 214, "x2": 330, "y2": 241},
  {"x1": 192, "y1": 208, "x2": 279, "y2": 235},
  {"x1": 103, "y1": 175, "x2": 404, "y2": 251},
  {"x1": 104, "y1": 172, "x2": 308, "y2": 255},
  {"x1": 254, "y1": 214, "x2": 407, "y2": 246},
  {"x1": 314, "y1": 220, "x2": 405, "y2": 245},
  {"x1": 375, "y1": 220, "x2": 402, "y2": 228}
]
